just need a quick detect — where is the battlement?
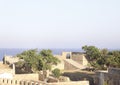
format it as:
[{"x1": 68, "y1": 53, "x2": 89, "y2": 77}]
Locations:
[
  {"x1": 0, "y1": 78, "x2": 45, "y2": 85},
  {"x1": 0, "y1": 78, "x2": 89, "y2": 85}
]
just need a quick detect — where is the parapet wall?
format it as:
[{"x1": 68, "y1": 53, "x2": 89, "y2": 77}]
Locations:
[
  {"x1": 47, "y1": 81, "x2": 89, "y2": 85},
  {"x1": 0, "y1": 78, "x2": 89, "y2": 85},
  {"x1": 0, "y1": 78, "x2": 45, "y2": 85}
]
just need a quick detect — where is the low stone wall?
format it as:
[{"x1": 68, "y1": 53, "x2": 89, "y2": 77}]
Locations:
[
  {"x1": 47, "y1": 81, "x2": 89, "y2": 85},
  {"x1": 0, "y1": 78, "x2": 89, "y2": 85},
  {"x1": 104, "y1": 73, "x2": 120, "y2": 85},
  {"x1": 94, "y1": 68, "x2": 120, "y2": 85},
  {"x1": 0, "y1": 78, "x2": 45, "y2": 85}
]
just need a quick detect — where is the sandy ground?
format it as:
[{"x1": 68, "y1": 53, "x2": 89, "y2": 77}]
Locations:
[{"x1": 0, "y1": 61, "x2": 10, "y2": 69}]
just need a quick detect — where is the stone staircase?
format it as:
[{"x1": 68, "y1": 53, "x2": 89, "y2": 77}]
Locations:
[{"x1": 64, "y1": 59, "x2": 86, "y2": 70}]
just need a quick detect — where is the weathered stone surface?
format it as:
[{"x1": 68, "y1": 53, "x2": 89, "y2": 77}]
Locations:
[{"x1": 94, "y1": 68, "x2": 120, "y2": 85}]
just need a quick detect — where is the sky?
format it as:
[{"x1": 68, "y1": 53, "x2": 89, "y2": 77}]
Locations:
[{"x1": 0, "y1": 0, "x2": 120, "y2": 49}]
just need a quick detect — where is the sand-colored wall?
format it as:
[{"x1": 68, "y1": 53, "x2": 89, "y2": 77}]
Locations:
[
  {"x1": 13, "y1": 73, "x2": 39, "y2": 81},
  {"x1": 0, "y1": 78, "x2": 89, "y2": 85},
  {"x1": 4, "y1": 56, "x2": 19, "y2": 64},
  {"x1": 53, "y1": 52, "x2": 88, "y2": 70},
  {"x1": 47, "y1": 81, "x2": 89, "y2": 85},
  {"x1": 61, "y1": 52, "x2": 72, "y2": 59},
  {"x1": 52, "y1": 61, "x2": 64, "y2": 70},
  {"x1": 82, "y1": 55, "x2": 88, "y2": 66},
  {"x1": 0, "y1": 78, "x2": 45, "y2": 85},
  {"x1": 0, "y1": 62, "x2": 14, "y2": 76},
  {"x1": 64, "y1": 60, "x2": 78, "y2": 70},
  {"x1": 52, "y1": 55, "x2": 64, "y2": 70},
  {"x1": 71, "y1": 54, "x2": 88, "y2": 66},
  {"x1": 0, "y1": 69, "x2": 13, "y2": 74}
]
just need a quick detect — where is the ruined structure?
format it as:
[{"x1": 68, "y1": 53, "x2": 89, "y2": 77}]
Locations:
[
  {"x1": 0, "y1": 78, "x2": 89, "y2": 85},
  {"x1": 94, "y1": 68, "x2": 120, "y2": 85},
  {"x1": 3, "y1": 55, "x2": 19, "y2": 65},
  {"x1": 53, "y1": 52, "x2": 88, "y2": 70},
  {"x1": 0, "y1": 53, "x2": 90, "y2": 85},
  {"x1": 3, "y1": 52, "x2": 89, "y2": 71}
]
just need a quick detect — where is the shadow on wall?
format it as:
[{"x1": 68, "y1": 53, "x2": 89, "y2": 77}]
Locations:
[{"x1": 62, "y1": 72, "x2": 95, "y2": 85}]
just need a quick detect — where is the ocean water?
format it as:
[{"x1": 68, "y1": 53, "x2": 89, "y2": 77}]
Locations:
[{"x1": 0, "y1": 48, "x2": 82, "y2": 61}]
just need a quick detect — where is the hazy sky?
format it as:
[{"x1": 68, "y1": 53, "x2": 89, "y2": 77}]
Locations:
[{"x1": 0, "y1": 0, "x2": 120, "y2": 49}]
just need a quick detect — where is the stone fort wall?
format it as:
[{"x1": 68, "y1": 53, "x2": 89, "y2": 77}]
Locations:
[
  {"x1": 71, "y1": 53, "x2": 88, "y2": 66},
  {"x1": 46, "y1": 81, "x2": 89, "y2": 85},
  {"x1": 0, "y1": 78, "x2": 45, "y2": 85},
  {"x1": 0, "y1": 53, "x2": 90, "y2": 85},
  {"x1": 94, "y1": 68, "x2": 120, "y2": 85},
  {"x1": 64, "y1": 60, "x2": 78, "y2": 70},
  {"x1": 3, "y1": 56, "x2": 19, "y2": 64},
  {"x1": 0, "y1": 78, "x2": 89, "y2": 85}
]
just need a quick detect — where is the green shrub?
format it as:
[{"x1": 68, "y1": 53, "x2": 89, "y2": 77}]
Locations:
[{"x1": 52, "y1": 68, "x2": 61, "y2": 78}]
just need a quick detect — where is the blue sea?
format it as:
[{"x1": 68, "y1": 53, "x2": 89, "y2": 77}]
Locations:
[{"x1": 0, "y1": 48, "x2": 82, "y2": 61}]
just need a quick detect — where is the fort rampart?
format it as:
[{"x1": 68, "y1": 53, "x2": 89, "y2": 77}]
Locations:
[
  {"x1": 0, "y1": 78, "x2": 45, "y2": 85},
  {"x1": 0, "y1": 78, "x2": 89, "y2": 85}
]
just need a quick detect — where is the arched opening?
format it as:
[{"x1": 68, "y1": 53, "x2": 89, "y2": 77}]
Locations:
[{"x1": 66, "y1": 53, "x2": 71, "y2": 59}]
